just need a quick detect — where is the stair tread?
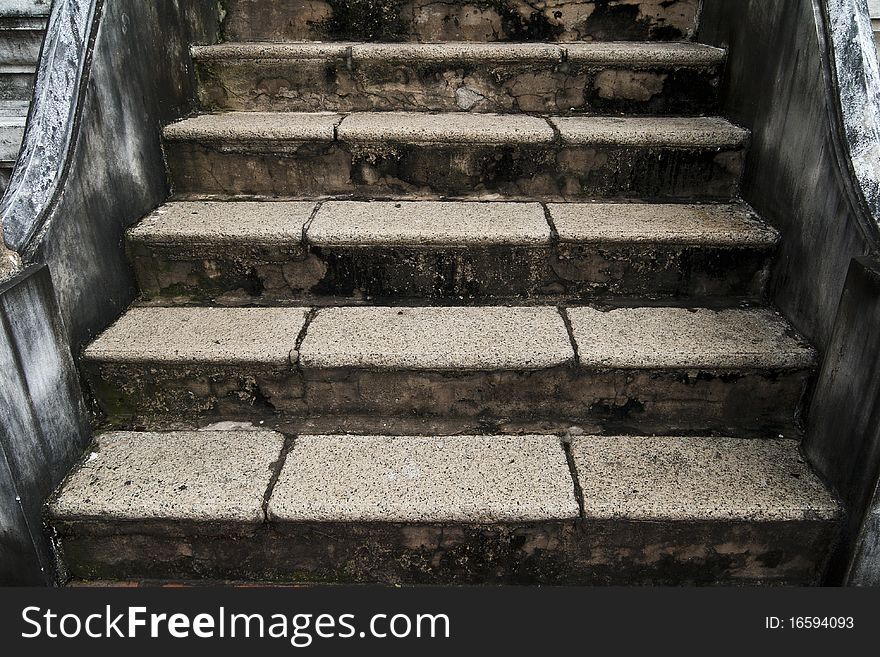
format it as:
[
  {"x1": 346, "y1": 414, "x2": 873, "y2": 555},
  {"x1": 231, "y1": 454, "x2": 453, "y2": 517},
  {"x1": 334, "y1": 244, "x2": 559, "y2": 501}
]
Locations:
[
  {"x1": 192, "y1": 40, "x2": 725, "y2": 66},
  {"x1": 129, "y1": 200, "x2": 778, "y2": 248},
  {"x1": 49, "y1": 430, "x2": 284, "y2": 523},
  {"x1": 84, "y1": 306, "x2": 310, "y2": 364},
  {"x1": 129, "y1": 201, "x2": 316, "y2": 244},
  {"x1": 270, "y1": 434, "x2": 578, "y2": 523},
  {"x1": 553, "y1": 115, "x2": 748, "y2": 147},
  {"x1": 300, "y1": 306, "x2": 575, "y2": 370},
  {"x1": 85, "y1": 305, "x2": 814, "y2": 372},
  {"x1": 316, "y1": 200, "x2": 554, "y2": 245},
  {"x1": 50, "y1": 431, "x2": 838, "y2": 526},
  {"x1": 164, "y1": 112, "x2": 747, "y2": 147},
  {"x1": 550, "y1": 203, "x2": 778, "y2": 246},
  {"x1": 571, "y1": 435, "x2": 838, "y2": 521},
  {"x1": 567, "y1": 306, "x2": 814, "y2": 370}
]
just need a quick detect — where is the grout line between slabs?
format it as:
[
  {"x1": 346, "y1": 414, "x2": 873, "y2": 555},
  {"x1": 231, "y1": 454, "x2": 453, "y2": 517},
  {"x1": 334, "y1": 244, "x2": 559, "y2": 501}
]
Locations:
[
  {"x1": 301, "y1": 200, "x2": 323, "y2": 247},
  {"x1": 557, "y1": 306, "x2": 580, "y2": 366},
  {"x1": 561, "y1": 437, "x2": 586, "y2": 520},
  {"x1": 262, "y1": 434, "x2": 296, "y2": 523},
  {"x1": 291, "y1": 307, "x2": 320, "y2": 370}
]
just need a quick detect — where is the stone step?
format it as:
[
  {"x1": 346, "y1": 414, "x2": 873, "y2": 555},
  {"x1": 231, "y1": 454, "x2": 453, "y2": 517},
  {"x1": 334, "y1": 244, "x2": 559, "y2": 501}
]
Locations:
[
  {"x1": 193, "y1": 41, "x2": 724, "y2": 115},
  {"x1": 0, "y1": 113, "x2": 25, "y2": 161},
  {"x1": 164, "y1": 112, "x2": 749, "y2": 200},
  {"x1": 220, "y1": 0, "x2": 701, "y2": 44},
  {"x1": 0, "y1": 63, "x2": 34, "y2": 101},
  {"x1": 0, "y1": 15, "x2": 47, "y2": 65},
  {"x1": 127, "y1": 200, "x2": 779, "y2": 303},
  {"x1": 82, "y1": 304, "x2": 814, "y2": 436},
  {"x1": 48, "y1": 431, "x2": 839, "y2": 584}
]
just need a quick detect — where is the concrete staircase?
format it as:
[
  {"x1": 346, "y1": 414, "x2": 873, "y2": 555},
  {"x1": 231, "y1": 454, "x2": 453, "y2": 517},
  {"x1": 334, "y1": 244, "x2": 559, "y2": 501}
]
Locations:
[
  {"x1": 48, "y1": 0, "x2": 841, "y2": 585},
  {"x1": 0, "y1": 0, "x2": 48, "y2": 193}
]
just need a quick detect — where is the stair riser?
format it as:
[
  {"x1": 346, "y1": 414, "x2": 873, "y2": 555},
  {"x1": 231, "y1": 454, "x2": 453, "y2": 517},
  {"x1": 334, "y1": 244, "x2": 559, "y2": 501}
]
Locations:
[
  {"x1": 0, "y1": 30, "x2": 44, "y2": 64},
  {"x1": 220, "y1": 0, "x2": 700, "y2": 43},
  {"x1": 196, "y1": 59, "x2": 721, "y2": 115},
  {"x1": 85, "y1": 363, "x2": 810, "y2": 436},
  {"x1": 166, "y1": 141, "x2": 745, "y2": 200},
  {"x1": 0, "y1": 71, "x2": 34, "y2": 101},
  {"x1": 54, "y1": 518, "x2": 833, "y2": 585},
  {"x1": 128, "y1": 242, "x2": 774, "y2": 302}
]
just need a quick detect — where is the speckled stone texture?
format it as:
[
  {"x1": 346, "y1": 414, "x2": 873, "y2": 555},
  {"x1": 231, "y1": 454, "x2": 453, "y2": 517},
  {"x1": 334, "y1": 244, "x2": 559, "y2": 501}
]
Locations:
[
  {"x1": 82, "y1": 307, "x2": 311, "y2": 424},
  {"x1": 567, "y1": 306, "x2": 815, "y2": 370},
  {"x1": 299, "y1": 305, "x2": 574, "y2": 369},
  {"x1": 337, "y1": 111, "x2": 554, "y2": 143},
  {"x1": 124, "y1": 200, "x2": 779, "y2": 302},
  {"x1": 309, "y1": 200, "x2": 550, "y2": 245},
  {"x1": 164, "y1": 112, "x2": 747, "y2": 199},
  {"x1": 549, "y1": 203, "x2": 778, "y2": 298},
  {"x1": 83, "y1": 304, "x2": 815, "y2": 434},
  {"x1": 194, "y1": 40, "x2": 722, "y2": 114},
  {"x1": 49, "y1": 431, "x2": 838, "y2": 584},
  {"x1": 551, "y1": 116, "x2": 749, "y2": 147},
  {"x1": 50, "y1": 431, "x2": 283, "y2": 523},
  {"x1": 84, "y1": 306, "x2": 309, "y2": 364},
  {"x1": 568, "y1": 436, "x2": 840, "y2": 585},
  {"x1": 220, "y1": 0, "x2": 700, "y2": 43},
  {"x1": 261, "y1": 433, "x2": 581, "y2": 583},
  {"x1": 550, "y1": 203, "x2": 778, "y2": 246},
  {"x1": 163, "y1": 112, "x2": 342, "y2": 142},
  {"x1": 270, "y1": 434, "x2": 578, "y2": 522},
  {"x1": 127, "y1": 201, "x2": 320, "y2": 301},
  {"x1": 571, "y1": 436, "x2": 838, "y2": 521}
]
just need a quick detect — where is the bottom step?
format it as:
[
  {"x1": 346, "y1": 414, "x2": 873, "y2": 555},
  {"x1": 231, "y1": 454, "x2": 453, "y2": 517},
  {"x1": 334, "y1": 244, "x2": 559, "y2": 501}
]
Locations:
[{"x1": 48, "y1": 431, "x2": 839, "y2": 585}]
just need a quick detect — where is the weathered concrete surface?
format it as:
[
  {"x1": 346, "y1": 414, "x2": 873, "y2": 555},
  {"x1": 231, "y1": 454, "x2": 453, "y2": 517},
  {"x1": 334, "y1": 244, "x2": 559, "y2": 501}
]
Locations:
[
  {"x1": 311, "y1": 200, "x2": 550, "y2": 245},
  {"x1": 165, "y1": 112, "x2": 747, "y2": 199},
  {"x1": 574, "y1": 436, "x2": 837, "y2": 521},
  {"x1": 271, "y1": 434, "x2": 577, "y2": 522},
  {"x1": 569, "y1": 435, "x2": 839, "y2": 584},
  {"x1": 83, "y1": 307, "x2": 310, "y2": 423},
  {"x1": 127, "y1": 201, "x2": 316, "y2": 301},
  {"x1": 83, "y1": 304, "x2": 814, "y2": 436},
  {"x1": 48, "y1": 431, "x2": 840, "y2": 584},
  {"x1": 551, "y1": 203, "x2": 777, "y2": 298},
  {"x1": 566, "y1": 306, "x2": 814, "y2": 370},
  {"x1": 126, "y1": 200, "x2": 779, "y2": 302},
  {"x1": 84, "y1": 306, "x2": 309, "y2": 364},
  {"x1": 0, "y1": 266, "x2": 90, "y2": 584},
  {"x1": 50, "y1": 431, "x2": 283, "y2": 522},
  {"x1": 2, "y1": 0, "x2": 222, "y2": 356},
  {"x1": 699, "y1": 0, "x2": 880, "y2": 582},
  {"x1": 221, "y1": 0, "x2": 700, "y2": 43},
  {"x1": 194, "y1": 41, "x2": 722, "y2": 114},
  {"x1": 299, "y1": 305, "x2": 573, "y2": 369},
  {"x1": 804, "y1": 258, "x2": 880, "y2": 585},
  {"x1": 0, "y1": 15, "x2": 48, "y2": 64}
]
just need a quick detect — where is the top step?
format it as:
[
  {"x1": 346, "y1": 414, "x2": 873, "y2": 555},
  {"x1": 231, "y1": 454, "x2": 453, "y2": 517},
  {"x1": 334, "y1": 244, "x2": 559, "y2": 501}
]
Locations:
[{"x1": 220, "y1": 0, "x2": 700, "y2": 43}]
